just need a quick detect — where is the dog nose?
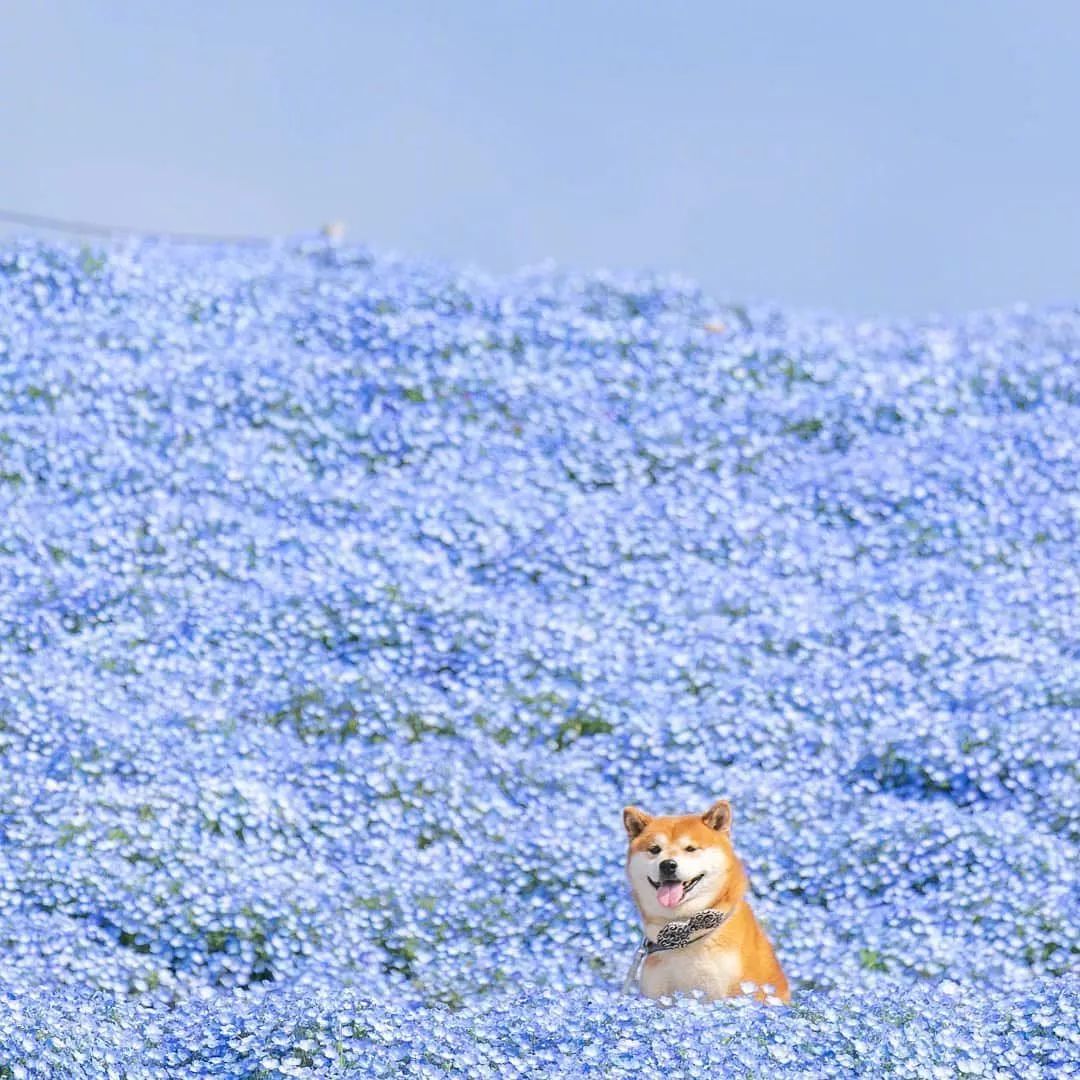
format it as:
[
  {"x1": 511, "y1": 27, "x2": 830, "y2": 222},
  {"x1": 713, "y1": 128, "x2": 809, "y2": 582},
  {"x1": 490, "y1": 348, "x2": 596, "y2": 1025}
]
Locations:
[{"x1": 659, "y1": 859, "x2": 678, "y2": 876}]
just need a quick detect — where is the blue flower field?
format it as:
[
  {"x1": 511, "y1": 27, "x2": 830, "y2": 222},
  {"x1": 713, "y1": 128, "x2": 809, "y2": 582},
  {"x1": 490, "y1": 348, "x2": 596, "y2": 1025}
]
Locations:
[{"x1": 0, "y1": 237, "x2": 1076, "y2": 1077}]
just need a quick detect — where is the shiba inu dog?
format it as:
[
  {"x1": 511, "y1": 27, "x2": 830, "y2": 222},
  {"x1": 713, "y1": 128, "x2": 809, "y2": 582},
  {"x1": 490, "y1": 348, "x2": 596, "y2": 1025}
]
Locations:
[{"x1": 622, "y1": 799, "x2": 789, "y2": 1003}]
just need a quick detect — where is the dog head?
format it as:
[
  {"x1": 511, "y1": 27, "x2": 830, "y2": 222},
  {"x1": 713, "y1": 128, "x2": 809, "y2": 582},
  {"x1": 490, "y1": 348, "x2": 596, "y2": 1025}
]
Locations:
[{"x1": 622, "y1": 799, "x2": 746, "y2": 922}]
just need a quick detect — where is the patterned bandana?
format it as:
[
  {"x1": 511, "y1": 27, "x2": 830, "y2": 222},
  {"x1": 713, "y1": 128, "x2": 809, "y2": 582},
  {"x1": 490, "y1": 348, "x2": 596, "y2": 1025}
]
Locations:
[{"x1": 621, "y1": 905, "x2": 737, "y2": 993}]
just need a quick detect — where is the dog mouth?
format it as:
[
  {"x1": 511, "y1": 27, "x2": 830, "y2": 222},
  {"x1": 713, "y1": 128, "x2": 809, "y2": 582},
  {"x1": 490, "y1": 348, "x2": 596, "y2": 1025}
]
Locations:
[{"x1": 647, "y1": 873, "x2": 705, "y2": 909}]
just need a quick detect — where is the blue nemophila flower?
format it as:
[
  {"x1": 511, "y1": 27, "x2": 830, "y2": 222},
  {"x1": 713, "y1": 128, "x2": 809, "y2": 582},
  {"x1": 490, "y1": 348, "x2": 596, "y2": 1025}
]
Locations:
[{"x1": 0, "y1": 236, "x2": 1076, "y2": 1076}]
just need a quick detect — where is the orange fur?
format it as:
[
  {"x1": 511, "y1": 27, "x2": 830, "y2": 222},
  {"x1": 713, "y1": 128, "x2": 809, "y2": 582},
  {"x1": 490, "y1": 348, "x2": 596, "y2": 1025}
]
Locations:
[{"x1": 623, "y1": 803, "x2": 789, "y2": 1004}]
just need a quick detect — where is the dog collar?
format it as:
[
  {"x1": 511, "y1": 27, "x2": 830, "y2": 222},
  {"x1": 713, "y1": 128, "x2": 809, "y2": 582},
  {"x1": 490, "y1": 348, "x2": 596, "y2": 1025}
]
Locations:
[{"x1": 621, "y1": 904, "x2": 738, "y2": 993}]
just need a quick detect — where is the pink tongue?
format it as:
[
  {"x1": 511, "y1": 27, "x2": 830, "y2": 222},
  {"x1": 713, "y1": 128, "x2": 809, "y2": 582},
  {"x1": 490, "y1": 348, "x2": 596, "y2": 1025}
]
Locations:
[{"x1": 656, "y1": 882, "x2": 685, "y2": 909}]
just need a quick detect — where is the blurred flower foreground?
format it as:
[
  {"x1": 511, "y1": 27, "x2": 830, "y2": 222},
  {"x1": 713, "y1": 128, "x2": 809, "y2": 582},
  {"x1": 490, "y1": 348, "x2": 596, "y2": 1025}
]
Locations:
[{"x1": 0, "y1": 237, "x2": 1076, "y2": 1078}]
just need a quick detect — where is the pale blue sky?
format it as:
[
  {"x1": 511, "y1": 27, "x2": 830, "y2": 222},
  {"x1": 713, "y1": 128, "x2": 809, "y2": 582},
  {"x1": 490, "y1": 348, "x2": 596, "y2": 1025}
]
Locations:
[{"x1": 4, "y1": 1, "x2": 1080, "y2": 316}]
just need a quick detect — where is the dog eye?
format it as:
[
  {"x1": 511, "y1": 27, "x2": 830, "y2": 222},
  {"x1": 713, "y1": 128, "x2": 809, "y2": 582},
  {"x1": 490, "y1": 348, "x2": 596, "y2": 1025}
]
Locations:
[
  {"x1": 684, "y1": 845, "x2": 697, "y2": 852},
  {"x1": 647, "y1": 844, "x2": 661, "y2": 855}
]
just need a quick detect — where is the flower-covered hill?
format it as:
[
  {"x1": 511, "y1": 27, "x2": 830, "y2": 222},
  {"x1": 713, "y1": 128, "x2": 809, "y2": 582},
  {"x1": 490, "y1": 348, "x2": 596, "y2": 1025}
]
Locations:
[{"x1": 0, "y1": 237, "x2": 1076, "y2": 1077}]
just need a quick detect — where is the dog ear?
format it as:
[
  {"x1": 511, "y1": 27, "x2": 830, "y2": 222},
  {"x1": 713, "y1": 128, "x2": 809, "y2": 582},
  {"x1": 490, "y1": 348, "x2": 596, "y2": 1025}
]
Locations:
[
  {"x1": 702, "y1": 799, "x2": 733, "y2": 833},
  {"x1": 622, "y1": 806, "x2": 652, "y2": 840}
]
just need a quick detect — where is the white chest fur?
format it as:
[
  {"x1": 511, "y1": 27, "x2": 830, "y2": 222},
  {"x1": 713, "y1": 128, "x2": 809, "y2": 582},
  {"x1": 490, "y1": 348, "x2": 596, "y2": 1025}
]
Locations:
[{"x1": 639, "y1": 941, "x2": 742, "y2": 1000}]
